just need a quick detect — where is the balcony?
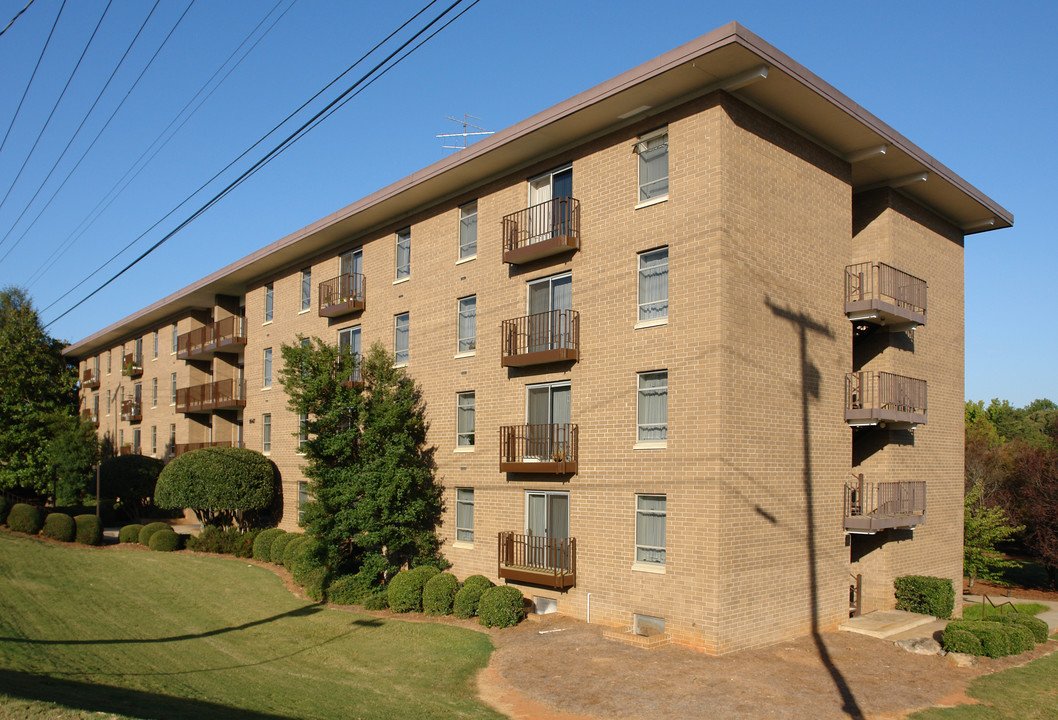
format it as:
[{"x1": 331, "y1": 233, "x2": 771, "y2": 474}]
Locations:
[
  {"x1": 118, "y1": 444, "x2": 141, "y2": 456},
  {"x1": 497, "y1": 531, "x2": 576, "y2": 589},
  {"x1": 845, "y1": 262, "x2": 926, "y2": 331},
  {"x1": 845, "y1": 371, "x2": 927, "y2": 429},
  {"x1": 80, "y1": 410, "x2": 99, "y2": 428},
  {"x1": 499, "y1": 423, "x2": 578, "y2": 474},
  {"x1": 501, "y1": 310, "x2": 579, "y2": 367},
  {"x1": 82, "y1": 368, "x2": 100, "y2": 389},
  {"x1": 120, "y1": 399, "x2": 142, "y2": 423},
  {"x1": 844, "y1": 477, "x2": 926, "y2": 533},
  {"x1": 121, "y1": 353, "x2": 143, "y2": 378},
  {"x1": 318, "y1": 272, "x2": 366, "y2": 318},
  {"x1": 173, "y1": 440, "x2": 233, "y2": 457},
  {"x1": 502, "y1": 197, "x2": 580, "y2": 264},
  {"x1": 177, "y1": 317, "x2": 247, "y2": 360},
  {"x1": 175, "y1": 379, "x2": 246, "y2": 414}
]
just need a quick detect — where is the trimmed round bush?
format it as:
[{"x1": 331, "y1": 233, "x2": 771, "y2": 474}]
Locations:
[
  {"x1": 453, "y1": 575, "x2": 494, "y2": 619},
  {"x1": 139, "y1": 521, "x2": 170, "y2": 546},
  {"x1": 1011, "y1": 614, "x2": 1050, "y2": 644},
  {"x1": 289, "y1": 537, "x2": 322, "y2": 584},
  {"x1": 253, "y1": 528, "x2": 285, "y2": 560},
  {"x1": 1004, "y1": 623, "x2": 1036, "y2": 654},
  {"x1": 282, "y1": 535, "x2": 309, "y2": 569},
  {"x1": 423, "y1": 573, "x2": 459, "y2": 616},
  {"x1": 41, "y1": 512, "x2": 76, "y2": 542},
  {"x1": 74, "y1": 514, "x2": 102, "y2": 545},
  {"x1": 301, "y1": 566, "x2": 327, "y2": 602},
  {"x1": 148, "y1": 529, "x2": 182, "y2": 552},
  {"x1": 0, "y1": 497, "x2": 10, "y2": 525},
  {"x1": 387, "y1": 566, "x2": 440, "y2": 613},
  {"x1": 478, "y1": 586, "x2": 526, "y2": 629},
  {"x1": 362, "y1": 590, "x2": 389, "y2": 610},
  {"x1": 327, "y1": 574, "x2": 361, "y2": 605},
  {"x1": 942, "y1": 628, "x2": 983, "y2": 655},
  {"x1": 270, "y1": 532, "x2": 294, "y2": 564},
  {"x1": 7, "y1": 504, "x2": 43, "y2": 535},
  {"x1": 155, "y1": 447, "x2": 276, "y2": 527},
  {"x1": 972, "y1": 622, "x2": 1013, "y2": 658},
  {"x1": 119, "y1": 524, "x2": 144, "y2": 543}
]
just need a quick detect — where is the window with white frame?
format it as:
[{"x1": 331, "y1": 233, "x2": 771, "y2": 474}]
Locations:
[
  {"x1": 637, "y1": 128, "x2": 669, "y2": 203},
  {"x1": 170, "y1": 373, "x2": 177, "y2": 404},
  {"x1": 93, "y1": 394, "x2": 99, "y2": 419},
  {"x1": 638, "y1": 247, "x2": 668, "y2": 322},
  {"x1": 263, "y1": 348, "x2": 273, "y2": 387},
  {"x1": 153, "y1": 330, "x2": 159, "y2": 358},
  {"x1": 298, "y1": 413, "x2": 308, "y2": 451},
  {"x1": 262, "y1": 414, "x2": 272, "y2": 453},
  {"x1": 106, "y1": 389, "x2": 111, "y2": 415},
  {"x1": 635, "y1": 494, "x2": 666, "y2": 565},
  {"x1": 457, "y1": 392, "x2": 475, "y2": 447},
  {"x1": 394, "y1": 313, "x2": 409, "y2": 365},
  {"x1": 300, "y1": 268, "x2": 311, "y2": 311},
  {"x1": 338, "y1": 325, "x2": 361, "y2": 383},
  {"x1": 151, "y1": 377, "x2": 158, "y2": 407},
  {"x1": 298, "y1": 481, "x2": 310, "y2": 524},
  {"x1": 169, "y1": 423, "x2": 176, "y2": 453},
  {"x1": 171, "y1": 322, "x2": 178, "y2": 354},
  {"x1": 151, "y1": 426, "x2": 157, "y2": 456},
  {"x1": 637, "y1": 371, "x2": 668, "y2": 442},
  {"x1": 133, "y1": 428, "x2": 141, "y2": 452},
  {"x1": 264, "y1": 283, "x2": 274, "y2": 322},
  {"x1": 459, "y1": 201, "x2": 477, "y2": 259},
  {"x1": 457, "y1": 296, "x2": 476, "y2": 353},
  {"x1": 395, "y1": 228, "x2": 411, "y2": 279},
  {"x1": 456, "y1": 488, "x2": 474, "y2": 543},
  {"x1": 107, "y1": 350, "x2": 112, "y2": 374}
]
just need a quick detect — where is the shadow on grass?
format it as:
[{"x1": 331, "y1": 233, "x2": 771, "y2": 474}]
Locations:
[{"x1": 0, "y1": 667, "x2": 291, "y2": 720}]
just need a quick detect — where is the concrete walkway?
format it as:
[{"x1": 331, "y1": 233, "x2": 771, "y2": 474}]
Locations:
[{"x1": 963, "y1": 594, "x2": 1058, "y2": 632}]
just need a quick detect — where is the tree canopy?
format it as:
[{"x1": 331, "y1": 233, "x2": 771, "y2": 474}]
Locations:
[{"x1": 155, "y1": 446, "x2": 277, "y2": 528}]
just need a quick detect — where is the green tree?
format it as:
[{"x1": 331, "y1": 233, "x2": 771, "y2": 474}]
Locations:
[
  {"x1": 0, "y1": 287, "x2": 76, "y2": 495},
  {"x1": 155, "y1": 447, "x2": 276, "y2": 528},
  {"x1": 44, "y1": 413, "x2": 99, "y2": 505},
  {"x1": 964, "y1": 481, "x2": 1023, "y2": 588},
  {"x1": 279, "y1": 338, "x2": 444, "y2": 589}
]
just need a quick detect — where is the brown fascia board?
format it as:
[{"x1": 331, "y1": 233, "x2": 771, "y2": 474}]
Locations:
[{"x1": 64, "y1": 21, "x2": 1010, "y2": 358}]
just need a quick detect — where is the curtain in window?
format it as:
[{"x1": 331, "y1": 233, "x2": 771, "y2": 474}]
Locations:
[
  {"x1": 301, "y1": 270, "x2": 311, "y2": 310},
  {"x1": 456, "y1": 489, "x2": 474, "y2": 541},
  {"x1": 457, "y1": 394, "x2": 475, "y2": 446},
  {"x1": 636, "y1": 495, "x2": 666, "y2": 563},
  {"x1": 460, "y1": 204, "x2": 477, "y2": 258},
  {"x1": 458, "y1": 298, "x2": 476, "y2": 352},
  {"x1": 394, "y1": 315, "x2": 409, "y2": 363},
  {"x1": 638, "y1": 372, "x2": 668, "y2": 441},
  {"x1": 396, "y1": 231, "x2": 411, "y2": 278},
  {"x1": 639, "y1": 134, "x2": 669, "y2": 201},
  {"x1": 639, "y1": 249, "x2": 668, "y2": 321}
]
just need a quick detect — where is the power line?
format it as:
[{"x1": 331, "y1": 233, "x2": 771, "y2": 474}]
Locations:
[
  {"x1": 44, "y1": 0, "x2": 477, "y2": 328},
  {"x1": 0, "y1": 0, "x2": 36, "y2": 38},
  {"x1": 0, "y1": 0, "x2": 65, "y2": 158}
]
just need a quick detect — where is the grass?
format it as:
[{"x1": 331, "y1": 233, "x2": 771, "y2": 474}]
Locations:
[
  {"x1": 961, "y1": 603, "x2": 1049, "y2": 621},
  {"x1": 0, "y1": 530, "x2": 504, "y2": 720}
]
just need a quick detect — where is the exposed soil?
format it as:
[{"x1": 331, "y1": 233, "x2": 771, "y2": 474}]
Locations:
[{"x1": 963, "y1": 579, "x2": 1058, "y2": 603}]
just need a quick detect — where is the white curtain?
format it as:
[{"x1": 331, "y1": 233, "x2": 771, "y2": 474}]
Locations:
[
  {"x1": 638, "y1": 372, "x2": 667, "y2": 440},
  {"x1": 396, "y1": 231, "x2": 411, "y2": 278},
  {"x1": 456, "y1": 489, "x2": 474, "y2": 541},
  {"x1": 639, "y1": 134, "x2": 669, "y2": 201},
  {"x1": 460, "y1": 203, "x2": 477, "y2": 257},
  {"x1": 457, "y1": 393, "x2": 475, "y2": 446},
  {"x1": 394, "y1": 315, "x2": 409, "y2": 363},
  {"x1": 458, "y1": 297, "x2": 476, "y2": 352},
  {"x1": 639, "y1": 249, "x2": 668, "y2": 321},
  {"x1": 636, "y1": 495, "x2": 666, "y2": 564}
]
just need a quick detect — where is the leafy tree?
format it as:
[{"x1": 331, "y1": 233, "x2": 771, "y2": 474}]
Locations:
[
  {"x1": 154, "y1": 446, "x2": 277, "y2": 528},
  {"x1": 45, "y1": 412, "x2": 99, "y2": 505},
  {"x1": 964, "y1": 481, "x2": 1023, "y2": 588},
  {"x1": 1007, "y1": 443, "x2": 1058, "y2": 587},
  {"x1": 280, "y1": 338, "x2": 444, "y2": 589},
  {"x1": 0, "y1": 287, "x2": 76, "y2": 494},
  {"x1": 100, "y1": 454, "x2": 163, "y2": 519}
]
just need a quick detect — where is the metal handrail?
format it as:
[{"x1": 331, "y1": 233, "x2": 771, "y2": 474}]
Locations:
[
  {"x1": 501, "y1": 309, "x2": 579, "y2": 359},
  {"x1": 502, "y1": 196, "x2": 580, "y2": 253},
  {"x1": 319, "y1": 272, "x2": 366, "y2": 313},
  {"x1": 500, "y1": 423, "x2": 578, "y2": 464},
  {"x1": 177, "y1": 316, "x2": 247, "y2": 358},
  {"x1": 844, "y1": 478, "x2": 926, "y2": 518},
  {"x1": 498, "y1": 531, "x2": 576, "y2": 585},
  {"x1": 845, "y1": 261, "x2": 927, "y2": 315},
  {"x1": 845, "y1": 371, "x2": 927, "y2": 415}
]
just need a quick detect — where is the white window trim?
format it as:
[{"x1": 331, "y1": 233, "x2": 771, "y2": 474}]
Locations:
[
  {"x1": 457, "y1": 295, "x2": 476, "y2": 356},
  {"x1": 456, "y1": 391, "x2": 475, "y2": 450},
  {"x1": 634, "y1": 318, "x2": 669, "y2": 330},
  {"x1": 634, "y1": 196, "x2": 669, "y2": 211},
  {"x1": 263, "y1": 348, "x2": 273, "y2": 389},
  {"x1": 392, "y1": 277, "x2": 410, "y2": 285},
  {"x1": 394, "y1": 313, "x2": 410, "y2": 367},
  {"x1": 637, "y1": 246, "x2": 669, "y2": 325},
  {"x1": 634, "y1": 493, "x2": 667, "y2": 569},
  {"x1": 455, "y1": 255, "x2": 476, "y2": 265},
  {"x1": 635, "y1": 127, "x2": 669, "y2": 207},
  {"x1": 631, "y1": 561, "x2": 667, "y2": 574},
  {"x1": 455, "y1": 488, "x2": 474, "y2": 545},
  {"x1": 395, "y1": 228, "x2": 411, "y2": 280},
  {"x1": 458, "y1": 201, "x2": 478, "y2": 261},
  {"x1": 454, "y1": 351, "x2": 476, "y2": 359},
  {"x1": 636, "y1": 370, "x2": 668, "y2": 446}
]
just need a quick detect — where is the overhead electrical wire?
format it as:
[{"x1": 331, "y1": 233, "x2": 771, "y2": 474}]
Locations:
[
  {"x1": 0, "y1": 0, "x2": 36, "y2": 38},
  {"x1": 44, "y1": 0, "x2": 477, "y2": 327},
  {"x1": 0, "y1": 0, "x2": 65, "y2": 158}
]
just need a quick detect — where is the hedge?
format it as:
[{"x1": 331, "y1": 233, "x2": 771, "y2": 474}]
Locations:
[
  {"x1": 453, "y1": 575, "x2": 494, "y2": 619},
  {"x1": 186, "y1": 526, "x2": 260, "y2": 557},
  {"x1": 894, "y1": 575, "x2": 954, "y2": 619},
  {"x1": 7, "y1": 504, "x2": 43, "y2": 535},
  {"x1": 253, "y1": 528, "x2": 286, "y2": 560},
  {"x1": 388, "y1": 566, "x2": 440, "y2": 613},
  {"x1": 423, "y1": 573, "x2": 459, "y2": 616},
  {"x1": 154, "y1": 447, "x2": 276, "y2": 527},
  {"x1": 74, "y1": 514, "x2": 102, "y2": 546},
  {"x1": 282, "y1": 535, "x2": 309, "y2": 569},
  {"x1": 1005, "y1": 614, "x2": 1050, "y2": 644},
  {"x1": 288, "y1": 537, "x2": 322, "y2": 585},
  {"x1": 149, "y1": 529, "x2": 182, "y2": 552},
  {"x1": 139, "y1": 521, "x2": 170, "y2": 546},
  {"x1": 478, "y1": 586, "x2": 526, "y2": 628},
  {"x1": 118, "y1": 524, "x2": 143, "y2": 543},
  {"x1": 944, "y1": 619, "x2": 1038, "y2": 658},
  {"x1": 269, "y1": 532, "x2": 294, "y2": 564},
  {"x1": 941, "y1": 628, "x2": 983, "y2": 655},
  {"x1": 42, "y1": 513, "x2": 76, "y2": 542}
]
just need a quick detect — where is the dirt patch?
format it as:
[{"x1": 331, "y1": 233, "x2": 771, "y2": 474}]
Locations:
[{"x1": 964, "y1": 579, "x2": 1058, "y2": 603}]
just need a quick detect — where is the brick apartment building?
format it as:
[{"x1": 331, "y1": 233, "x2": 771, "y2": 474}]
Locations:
[{"x1": 63, "y1": 23, "x2": 1011, "y2": 653}]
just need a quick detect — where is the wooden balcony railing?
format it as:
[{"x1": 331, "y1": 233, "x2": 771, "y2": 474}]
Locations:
[
  {"x1": 499, "y1": 423, "x2": 578, "y2": 474},
  {"x1": 82, "y1": 368, "x2": 100, "y2": 389},
  {"x1": 844, "y1": 477, "x2": 926, "y2": 532},
  {"x1": 80, "y1": 410, "x2": 99, "y2": 427},
  {"x1": 845, "y1": 371, "x2": 927, "y2": 428},
  {"x1": 173, "y1": 441, "x2": 234, "y2": 457},
  {"x1": 118, "y1": 444, "x2": 140, "y2": 456},
  {"x1": 319, "y1": 272, "x2": 366, "y2": 318},
  {"x1": 120, "y1": 399, "x2": 142, "y2": 423},
  {"x1": 845, "y1": 261, "x2": 927, "y2": 330},
  {"x1": 177, "y1": 317, "x2": 247, "y2": 360},
  {"x1": 122, "y1": 353, "x2": 143, "y2": 378},
  {"x1": 501, "y1": 309, "x2": 579, "y2": 367},
  {"x1": 175, "y1": 379, "x2": 246, "y2": 414},
  {"x1": 502, "y1": 197, "x2": 580, "y2": 264},
  {"x1": 497, "y1": 531, "x2": 576, "y2": 589}
]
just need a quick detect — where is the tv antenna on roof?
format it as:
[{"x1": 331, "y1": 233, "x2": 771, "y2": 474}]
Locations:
[{"x1": 437, "y1": 114, "x2": 494, "y2": 152}]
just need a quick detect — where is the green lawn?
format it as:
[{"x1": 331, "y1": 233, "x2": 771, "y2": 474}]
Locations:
[
  {"x1": 961, "y1": 602, "x2": 1049, "y2": 621},
  {"x1": 0, "y1": 531, "x2": 504, "y2": 720}
]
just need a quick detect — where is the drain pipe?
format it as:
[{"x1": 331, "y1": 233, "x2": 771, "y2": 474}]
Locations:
[{"x1": 586, "y1": 593, "x2": 592, "y2": 624}]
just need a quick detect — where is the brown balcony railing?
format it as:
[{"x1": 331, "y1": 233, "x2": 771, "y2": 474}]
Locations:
[
  {"x1": 122, "y1": 353, "x2": 143, "y2": 378},
  {"x1": 845, "y1": 261, "x2": 927, "y2": 329},
  {"x1": 845, "y1": 371, "x2": 927, "y2": 428},
  {"x1": 118, "y1": 444, "x2": 140, "y2": 456},
  {"x1": 173, "y1": 440, "x2": 233, "y2": 457},
  {"x1": 177, "y1": 317, "x2": 247, "y2": 359},
  {"x1": 497, "y1": 531, "x2": 576, "y2": 589},
  {"x1": 120, "y1": 399, "x2": 142, "y2": 423},
  {"x1": 501, "y1": 309, "x2": 579, "y2": 367},
  {"x1": 499, "y1": 423, "x2": 578, "y2": 474},
  {"x1": 82, "y1": 368, "x2": 100, "y2": 389},
  {"x1": 319, "y1": 272, "x2": 366, "y2": 318},
  {"x1": 175, "y1": 379, "x2": 246, "y2": 414},
  {"x1": 844, "y1": 477, "x2": 926, "y2": 532},
  {"x1": 80, "y1": 410, "x2": 99, "y2": 427},
  {"x1": 502, "y1": 197, "x2": 580, "y2": 264}
]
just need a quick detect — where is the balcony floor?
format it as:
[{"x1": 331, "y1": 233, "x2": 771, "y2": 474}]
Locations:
[
  {"x1": 498, "y1": 564, "x2": 575, "y2": 589},
  {"x1": 845, "y1": 299, "x2": 924, "y2": 332},
  {"x1": 503, "y1": 234, "x2": 579, "y2": 265},
  {"x1": 501, "y1": 347, "x2": 579, "y2": 367},
  {"x1": 500, "y1": 460, "x2": 577, "y2": 474},
  {"x1": 845, "y1": 408, "x2": 926, "y2": 429},
  {"x1": 845, "y1": 512, "x2": 926, "y2": 533},
  {"x1": 320, "y1": 298, "x2": 365, "y2": 318}
]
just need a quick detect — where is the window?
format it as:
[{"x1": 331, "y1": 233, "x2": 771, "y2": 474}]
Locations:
[
  {"x1": 298, "y1": 481, "x2": 310, "y2": 524},
  {"x1": 300, "y1": 268, "x2": 311, "y2": 311},
  {"x1": 637, "y1": 371, "x2": 668, "y2": 443},
  {"x1": 93, "y1": 394, "x2": 99, "y2": 418},
  {"x1": 458, "y1": 201, "x2": 477, "y2": 259},
  {"x1": 456, "y1": 488, "x2": 474, "y2": 543},
  {"x1": 169, "y1": 423, "x2": 176, "y2": 454},
  {"x1": 457, "y1": 392, "x2": 475, "y2": 447},
  {"x1": 153, "y1": 331, "x2": 159, "y2": 358},
  {"x1": 263, "y1": 348, "x2": 273, "y2": 387},
  {"x1": 131, "y1": 428, "x2": 140, "y2": 453},
  {"x1": 106, "y1": 390, "x2": 111, "y2": 415},
  {"x1": 527, "y1": 166, "x2": 573, "y2": 245},
  {"x1": 395, "y1": 228, "x2": 411, "y2": 279},
  {"x1": 152, "y1": 377, "x2": 158, "y2": 408},
  {"x1": 262, "y1": 414, "x2": 272, "y2": 453},
  {"x1": 93, "y1": 355, "x2": 99, "y2": 374},
  {"x1": 172, "y1": 322, "x2": 178, "y2": 354},
  {"x1": 457, "y1": 296, "x2": 476, "y2": 354},
  {"x1": 637, "y1": 128, "x2": 668, "y2": 203},
  {"x1": 151, "y1": 426, "x2": 157, "y2": 456},
  {"x1": 638, "y1": 247, "x2": 669, "y2": 322},
  {"x1": 264, "y1": 283, "x2": 274, "y2": 322},
  {"x1": 298, "y1": 413, "x2": 308, "y2": 451},
  {"x1": 394, "y1": 313, "x2": 409, "y2": 365},
  {"x1": 107, "y1": 350, "x2": 112, "y2": 374},
  {"x1": 338, "y1": 326, "x2": 361, "y2": 383},
  {"x1": 170, "y1": 373, "x2": 177, "y2": 404},
  {"x1": 635, "y1": 494, "x2": 666, "y2": 565}
]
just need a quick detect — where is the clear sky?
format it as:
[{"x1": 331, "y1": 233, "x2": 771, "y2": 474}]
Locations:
[{"x1": 0, "y1": 0, "x2": 1052, "y2": 406}]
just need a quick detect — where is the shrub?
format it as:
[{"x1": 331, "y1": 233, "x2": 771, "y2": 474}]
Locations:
[
  {"x1": 387, "y1": 566, "x2": 440, "y2": 613},
  {"x1": 1010, "y1": 614, "x2": 1050, "y2": 644},
  {"x1": 1005, "y1": 623, "x2": 1036, "y2": 654},
  {"x1": 119, "y1": 523, "x2": 143, "y2": 543},
  {"x1": 41, "y1": 512, "x2": 76, "y2": 542},
  {"x1": 423, "y1": 573, "x2": 459, "y2": 616},
  {"x1": 7, "y1": 504, "x2": 43, "y2": 535},
  {"x1": 269, "y1": 532, "x2": 294, "y2": 564},
  {"x1": 289, "y1": 537, "x2": 323, "y2": 584},
  {"x1": 301, "y1": 566, "x2": 327, "y2": 602},
  {"x1": 283, "y1": 535, "x2": 309, "y2": 569},
  {"x1": 942, "y1": 627, "x2": 983, "y2": 655},
  {"x1": 453, "y1": 575, "x2": 494, "y2": 619},
  {"x1": 362, "y1": 589, "x2": 389, "y2": 610},
  {"x1": 100, "y1": 455, "x2": 164, "y2": 519},
  {"x1": 326, "y1": 574, "x2": 362, "y2": 605},
  {"x1": 139, "y1": 521, "x2": 170, "y2": 546},
  {"x1": 253, "y1": 528, "x2": 285, "y2": 560},
  {"x1": 74, "y1": 514, "x2": 102, "y2": 545},
  {"x1": 149, "y1": 529, "x2": 182, "y2": 552},
  {"x1": 186, "y1": 526, "x2": 261, "y2": 557},
  {"x1": 894, "y1": 575, "x2": 955, "y2": 619},
  {"x1": 154, "y1": 447, "x2": 277, "y2": 528},
  {"x1": 0, "y1": 497, "x2": 10, "y2": 524},
  {"x1": 478, "y1": 586, "x2": 526, "y2": 629}
]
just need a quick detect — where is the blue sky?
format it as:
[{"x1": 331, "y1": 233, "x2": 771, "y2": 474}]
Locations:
[{"x1": 0, "y1": 0, "x2": 1052, "y2": 406}]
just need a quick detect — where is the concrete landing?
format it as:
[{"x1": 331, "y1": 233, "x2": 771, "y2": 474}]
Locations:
[{"x1": 840, "y1": 610, "x2": 935, "y2": 639}]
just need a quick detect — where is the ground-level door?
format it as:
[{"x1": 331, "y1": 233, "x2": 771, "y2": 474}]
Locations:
[{"x1": 526, "y1": 490, "x2": 570, "y2": 572}]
